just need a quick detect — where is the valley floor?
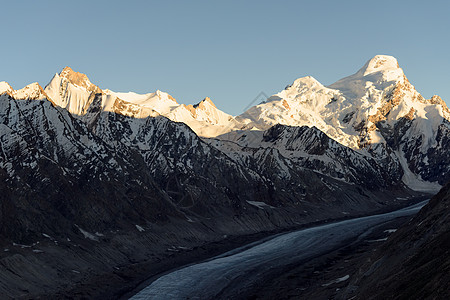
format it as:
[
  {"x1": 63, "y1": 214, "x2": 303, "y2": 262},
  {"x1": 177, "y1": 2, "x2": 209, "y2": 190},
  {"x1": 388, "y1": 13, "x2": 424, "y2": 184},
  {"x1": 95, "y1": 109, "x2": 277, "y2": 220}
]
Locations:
[
  {"x1": 124, "y1": 198, "x2": 427, "y2": 300},
  {"x1": 0, "y1": 195, "x2": 428, "y2": 299}
]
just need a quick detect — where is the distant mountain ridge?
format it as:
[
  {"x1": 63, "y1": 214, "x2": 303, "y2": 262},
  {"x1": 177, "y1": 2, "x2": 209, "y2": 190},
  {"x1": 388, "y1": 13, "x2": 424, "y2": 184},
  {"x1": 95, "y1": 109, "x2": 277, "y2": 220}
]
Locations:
[
  {"x1": 1, "y1": 55, "x2": 448, "y2": 192},
  {"x1": 1, "y1": 63, "x2": 419, "y2": 249}
]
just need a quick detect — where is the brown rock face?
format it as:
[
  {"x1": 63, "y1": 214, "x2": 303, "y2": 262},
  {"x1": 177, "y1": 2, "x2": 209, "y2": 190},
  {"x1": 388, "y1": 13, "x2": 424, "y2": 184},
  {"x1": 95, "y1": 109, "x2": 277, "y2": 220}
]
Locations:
[
  {"x1": 184, "y1": 104, "x2": 197, "y2": 117},
  {"x1": 359, "y1": 76, "x2": 435, "y2": 148},
  {"x1": 367, "y1": 77, "x2": 414, "y2": 125},
  {"x1": 429, "y1": 95, "x2": 450, "y2": 115},
  {"x1": 403, "y1": 107, "x2": 416, "y2": 120},
  {"x1": 59, "y1": 66, "x2": 101, "y2": 94},
  {"x1": 281, "y1": 99, "x2": 290, "y2": 110}
]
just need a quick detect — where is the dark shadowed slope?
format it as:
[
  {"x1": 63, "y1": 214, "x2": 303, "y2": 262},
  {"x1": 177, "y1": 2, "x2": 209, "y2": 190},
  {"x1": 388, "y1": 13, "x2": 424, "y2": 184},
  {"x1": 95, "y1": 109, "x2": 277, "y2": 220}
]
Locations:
[{"x1": 346, "y1": 183, "x2": 450, "y2": 299}]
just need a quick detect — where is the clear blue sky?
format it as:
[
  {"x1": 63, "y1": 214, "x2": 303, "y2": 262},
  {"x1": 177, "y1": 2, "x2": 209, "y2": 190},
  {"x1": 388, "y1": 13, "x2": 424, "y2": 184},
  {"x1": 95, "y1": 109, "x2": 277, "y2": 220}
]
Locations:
[{"x1": 2, "y1": 0, "x2": 449, "y2": 115}]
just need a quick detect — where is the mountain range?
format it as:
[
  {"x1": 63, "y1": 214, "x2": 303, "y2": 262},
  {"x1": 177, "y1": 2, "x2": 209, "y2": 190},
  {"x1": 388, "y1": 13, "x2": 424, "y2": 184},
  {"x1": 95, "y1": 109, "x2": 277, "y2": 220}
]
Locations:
[{"x1": 0, "y1": 55, "x2": 448, "y2": 298}]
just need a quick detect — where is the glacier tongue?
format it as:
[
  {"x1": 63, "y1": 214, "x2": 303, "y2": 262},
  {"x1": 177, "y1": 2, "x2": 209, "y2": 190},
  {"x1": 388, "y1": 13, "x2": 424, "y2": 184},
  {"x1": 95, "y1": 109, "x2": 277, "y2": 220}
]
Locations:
[{"x1": 395, "y1": 150, "x2": 441, "y2": 193}]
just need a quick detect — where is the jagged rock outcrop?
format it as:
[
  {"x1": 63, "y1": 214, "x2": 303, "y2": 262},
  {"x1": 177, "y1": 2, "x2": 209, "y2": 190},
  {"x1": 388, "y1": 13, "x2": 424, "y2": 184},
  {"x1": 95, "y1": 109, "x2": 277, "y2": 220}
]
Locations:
[{"x1": 208, "y1": 124, "x2": 403, "y2": 189}]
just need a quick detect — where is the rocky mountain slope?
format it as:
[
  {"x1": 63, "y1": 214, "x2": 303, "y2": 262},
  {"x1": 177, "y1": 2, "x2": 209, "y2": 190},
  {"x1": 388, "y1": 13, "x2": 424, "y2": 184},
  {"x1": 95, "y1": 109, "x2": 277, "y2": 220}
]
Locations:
[
  {"x1": 208, "y1": 123, "x2": 405, "y2": 189},
  {"x1": 342, "y1": 182, "x2": 450, "y2": 299}
]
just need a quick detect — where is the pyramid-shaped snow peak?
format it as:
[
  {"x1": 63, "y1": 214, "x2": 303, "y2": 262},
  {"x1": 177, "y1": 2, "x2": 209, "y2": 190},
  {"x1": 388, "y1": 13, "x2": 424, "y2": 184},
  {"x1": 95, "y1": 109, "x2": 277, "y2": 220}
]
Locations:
[
  {"x1": 12, "y1": 82, "x2": 48, "y2": 100},
  {"x1": 328, "y1": 55, "x2": 405, "y2": 98},
  {"x1": 0, "y1": 81, "x2": 13, "y2": 95},
  {"x1": 235, "y1": 55, "x2": 448, "y2": 149},
  {"x1": 358, "y1": 55, "x2": 401, "y2": 76},
  {"x1": 59, "y1": 66, "x2": 101, "y2": 93}
]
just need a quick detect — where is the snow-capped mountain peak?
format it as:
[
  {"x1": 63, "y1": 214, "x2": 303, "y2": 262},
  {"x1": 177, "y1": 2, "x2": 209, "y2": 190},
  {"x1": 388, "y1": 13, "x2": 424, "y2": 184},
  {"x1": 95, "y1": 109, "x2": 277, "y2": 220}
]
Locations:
[
  {"x1": 194, "y1": 96, "x2": 216, "y2": 109},
  {"x1": 359, "y1": 55, "x2": 401, "y2": 76},
  {"x1": 44, "y1": 67, "x2": 102, "y2": 116},
  {"x1": 235, "y1": 55, "x2": 448, "y2": 149},
  {"x1": 291, "y1": 75, "x2": 323, "y2": 87},
  {"x1": 104, "y1": 89, "x2": 178, "y2": 111},
  {"x1": 59, "y1": 66, "x2": 100, "y2": 93},
  {"x1": 12, "y1": 82, "x2": 48, "y2": 100},
  {"x1": 276, "y1": 75, "x2": 335, "y2": 104},
  {"x1": 0, "y1": 81, "x2": 48, "y2": 100},
  {"x1": 328, "y1": 55, "x2": 405, "y2": 100},
  {"x1": 43, "y1": 67, "x2": 237, "y2": 137},
  {"x1": 181, "y1": 97, "x2": 231, "y2": 124},
  {"x1": 228, "y1": 54, "x2": 449, "y2": 192},
  {"x1": 0, "y1": 81, "x2": 13, "y2": 95},
  {"x1": 166, "y1": 96, "x2": 237, "y2": 137}
]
